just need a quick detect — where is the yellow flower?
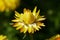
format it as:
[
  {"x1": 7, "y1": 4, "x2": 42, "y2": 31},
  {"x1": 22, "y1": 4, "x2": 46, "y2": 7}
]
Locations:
[
  {"x1": 12, "y1": 6, "x2": 46, "y2": 33},
  {"x1": 0, "y1": 0, "x2": 20, "y2": 12},
  {"x1": 46, "y1": 34, "x2": 60, "y2": 40},
  {"x1": 0, "y1": 0, "x2": 5, "y2": 12},
  {"x1": 0, "y1": 35, "x2": 7, "y2": 40},
  {"x1": 4, "y1": 0, "x2": 20, "y2": 10}
]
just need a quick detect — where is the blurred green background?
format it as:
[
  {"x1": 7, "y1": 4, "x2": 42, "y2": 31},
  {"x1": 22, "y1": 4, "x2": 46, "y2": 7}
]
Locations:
[{"x1": 0, "y1": 0, "x2": 60, "y2": 40}]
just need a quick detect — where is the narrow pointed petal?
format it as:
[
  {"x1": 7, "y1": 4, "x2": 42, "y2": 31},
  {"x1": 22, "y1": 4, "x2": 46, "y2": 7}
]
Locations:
[
  {"x1": 33, "y1": 24, "x2": 39, "y2": 31},
  {"x1": 34, "y1": 26, "x2": 39, "y2": 31},
  {"x1": 32, "y1": 6, "x2": 37, "y2": 16},
  {"x1": 16, "y1": 25, "x2": 23, "y2": 30},
  {"x1": 13, "y1": 22, "x2": 21, "y2": 27},
  {"x1": 37, "y1": 18, "x2": 46, "y2": 21},
  {"x1": 12, "y1": 19, "x2": 20, "y2": 22},
  {"x1": 15, "y1": 11, "x2": 21, "y2": 17},
  {"x1": 37, "y1": 22, "x2": 45, "y2": 27},
  {"x1": 23, "y1": 25, "x2": 28, "y2": 33},
  {"x1": 28, "y1": 25, "x2": 32, "y2": 33},
  {"x1": 37, "y1": 26, "x2": 41, "y2": 29},
  {"x1": 40, "y1": 23, "x2": 45, "y2": 26},
  {"x1": 36, "y1": 10, "x2": 40, "y2": 18},
  {"x1": 31, "y1": 29, "x2": 34, "y2": 33}
]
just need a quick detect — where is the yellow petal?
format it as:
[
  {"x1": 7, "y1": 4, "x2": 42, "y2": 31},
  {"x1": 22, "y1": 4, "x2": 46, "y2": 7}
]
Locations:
[
  {"x1": 16, "y1": 25, "x2": 23, "y2": 30},
  {"x1": 20, "y1": 25, "x2": 28, "y2": 33},
  {"x1": 23, "y1": 25, "x2": 28, "y2": 33},
  {"x1": 13, "y1": 22, "x2": 21, "y2": 27},
  {"x1": 37, "y1": 26, "x2": 41, "y2": 29},
  {"x1": 0, "y1": 35, "x2": 7, "y2": 40},
  {"x1": 15, "y1": 11, "x2": 21, "y2": 17},
  {"x1": 37, "y1": 22, "x2": 45, "y2": 27},
  {"x1": 40, "y1": 23, "x2": 45, "y2": 26},
  {"x1": 31, "y1": 29, "x2": 34, "y2": 33},
  {"x1": 37, "y1": 18, "x2": 46, "y2": 21},
  {"x1": 12, "y1": 19, "x2": 20, "y2": 22},
  {"x1": 36, "y1": 10, "x2": 40, "y2": 18},
  {"x1": 32, "y1": 6, "x2": 37, "y2": 16},
  {"x1": 33, "y1": 24, "x2": 39, "y2": 31},
  {"x1": 12, "y1": 17, "x2": 23, "y2": 22},
  {"x1": 28, "y1": 25, "x2": 32, "y2": 33}
]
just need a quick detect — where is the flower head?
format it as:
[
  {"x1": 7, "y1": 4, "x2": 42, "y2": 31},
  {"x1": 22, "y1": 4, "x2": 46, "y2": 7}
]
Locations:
[
  {"x1": 46, "y1": 34, "x2": 60, "y2": 40},
  {"x1": 12, "y1": 6, "x2": 46, "y2": 33},
  {"x1": 0, "y1": 35, "x2": 7, "y2": 40},
  {"x1": 0, "y1": 0, "x2": 5, "y2": 12},
  {"x1": 4, "y1": 0, "x2": 20, "y2": 10},
  {"x1": 0, "y1": 0, "x2": 20, "y2": 12}
]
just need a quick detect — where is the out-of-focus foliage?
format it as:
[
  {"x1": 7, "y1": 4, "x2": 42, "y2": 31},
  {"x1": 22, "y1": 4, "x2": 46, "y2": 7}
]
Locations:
[{"x1": 0, "y1": 0, "x2": 60, "y2": 40}]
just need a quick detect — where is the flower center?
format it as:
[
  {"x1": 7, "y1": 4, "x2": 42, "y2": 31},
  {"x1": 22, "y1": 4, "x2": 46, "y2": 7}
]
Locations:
[{"x1": 23, "y1": 9, "x2": 35, "y2": 24}]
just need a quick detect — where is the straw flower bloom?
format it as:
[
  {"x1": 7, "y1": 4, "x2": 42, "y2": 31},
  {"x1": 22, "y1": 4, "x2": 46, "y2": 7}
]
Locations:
[
  {"x1": 46, "y1": 34, "x2": 60, "y2": 40},
  {"x1": 0, "y1": 0, "x2": 20, "y2": 12},
  {"x1": 0, "y1": 35, "x2": 8, "y2": 40},
  {"x1": 12, "y1": 6, "x2": 46, "y2": 33}
]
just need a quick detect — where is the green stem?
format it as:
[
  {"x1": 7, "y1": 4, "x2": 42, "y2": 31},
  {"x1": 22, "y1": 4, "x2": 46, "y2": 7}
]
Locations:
[{"x1": 23, "y1": 34, "x2": 26, "y2": 39}]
